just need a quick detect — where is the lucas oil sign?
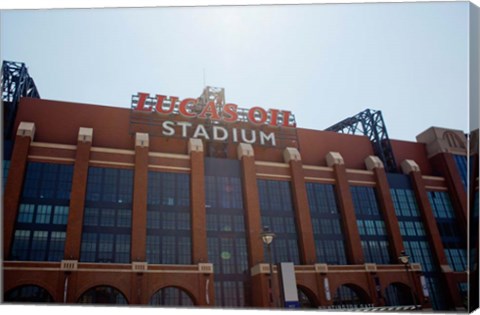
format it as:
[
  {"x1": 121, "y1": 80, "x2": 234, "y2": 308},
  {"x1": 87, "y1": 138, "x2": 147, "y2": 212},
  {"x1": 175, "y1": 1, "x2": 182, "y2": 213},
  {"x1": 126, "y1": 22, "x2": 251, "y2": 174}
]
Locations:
[{"x1": 131, "y1": 92, "x2": 297, "y2": 147}]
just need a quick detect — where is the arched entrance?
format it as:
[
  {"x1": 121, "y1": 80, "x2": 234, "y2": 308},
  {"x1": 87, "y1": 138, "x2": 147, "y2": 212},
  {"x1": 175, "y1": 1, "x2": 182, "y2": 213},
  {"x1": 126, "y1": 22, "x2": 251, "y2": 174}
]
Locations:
[
  {"x1": 333, "y1": 284, "x2": 370, "y2": 306},
  {"x1": 384, "y1": 282, "x2": 415, "y2": 306},
  {"x1": 77, "y1": 285, "x2": 128, "y2": 305},
  {"x1": 149, "y1": 286, "x2": 195, "y2": 306},
  {"x1": 4, "y1": 285, "x2": 54, "y2": 303},
  {"x1": 297, "y1": 286, "x2": 318, "y2": 308}
]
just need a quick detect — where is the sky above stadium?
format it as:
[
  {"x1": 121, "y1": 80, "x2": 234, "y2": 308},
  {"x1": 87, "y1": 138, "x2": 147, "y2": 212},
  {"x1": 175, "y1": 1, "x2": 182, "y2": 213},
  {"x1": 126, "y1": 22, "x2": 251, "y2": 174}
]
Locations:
[{"x1": 0, "y1": 1, "x2": 476, "y2": 141}]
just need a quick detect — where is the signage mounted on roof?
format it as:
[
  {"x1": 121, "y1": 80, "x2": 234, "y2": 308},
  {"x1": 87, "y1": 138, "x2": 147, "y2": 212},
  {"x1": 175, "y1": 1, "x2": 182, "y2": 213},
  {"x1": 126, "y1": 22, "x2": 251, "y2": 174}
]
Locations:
[
  {"x1": 130, "y1": 91, "x2": 298, "y2": 147},
  {"x1": 132, "y1": 92, "x2": 297, "y2": 127}
]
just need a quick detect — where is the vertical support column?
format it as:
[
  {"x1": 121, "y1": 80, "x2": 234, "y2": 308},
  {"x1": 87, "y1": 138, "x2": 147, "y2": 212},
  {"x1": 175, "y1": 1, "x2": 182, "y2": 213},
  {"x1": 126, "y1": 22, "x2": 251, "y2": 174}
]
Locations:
[
  {"x1": 237, "y1": 143, "x2": 264, "y2": 267},
  {"x1": 365, "y1": 156, "x2": 404, "y2": 260},
  {"x1": 401, "y1": 160, "x2": 449, "y2": 267},
  {"x1": 315, "y1": 264, "x2": 331, "y2": 307},
  {"x1": 189, "y1": 138, "x2": 208, "y2": 263},
  {"x1": 3, "y1": 122, "x2": 35, "y2": 258},
  {"x1": 131, "y1": 132, "x2": 149, "y2": 262},
  {"x1": 401, "y1": 159, "x2": 460, "y2": 308},
  {"x1": 327, "y1": 152, "x2": 364, "y2": 264},
  {"x1": 238, "y1": 143, "x2": 268, "y2": 308},
  {"x1": 364, "y1": 264, "x2": 382, "y2": 306},
  {"x1": 64, "y1": 127, "x2": 92, "y2": 260},
  {"x1": 284, "y1": 147, "x2": 316, "y2": 265}
]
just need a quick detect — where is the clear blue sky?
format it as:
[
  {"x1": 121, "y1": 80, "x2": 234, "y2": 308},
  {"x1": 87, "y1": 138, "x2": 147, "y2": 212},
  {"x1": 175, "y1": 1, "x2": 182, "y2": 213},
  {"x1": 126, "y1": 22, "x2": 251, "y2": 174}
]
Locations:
[{"x1": 0, "y1": 1, "x2": 475, "y2": 141}]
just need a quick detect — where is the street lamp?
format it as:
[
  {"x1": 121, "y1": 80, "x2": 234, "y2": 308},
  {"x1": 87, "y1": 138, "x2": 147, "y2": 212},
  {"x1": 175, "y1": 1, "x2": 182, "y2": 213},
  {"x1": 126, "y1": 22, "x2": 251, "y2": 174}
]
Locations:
[
  {"x1": 261, "y1": 226, "x2": 276, "y2": 308},
  {"x1": 398, "y1": 250, "x2": 418, "y2": 310}
]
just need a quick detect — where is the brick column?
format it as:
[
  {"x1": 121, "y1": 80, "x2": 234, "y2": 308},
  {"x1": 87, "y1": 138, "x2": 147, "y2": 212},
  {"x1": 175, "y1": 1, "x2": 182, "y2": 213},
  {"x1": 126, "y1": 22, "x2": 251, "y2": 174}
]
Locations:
[
  {"x1": 3, "y1": 122, "x2": 35, "y2": 258},
  {"x1": 64, "y1": 127, "x2": 92, "y2": 260},
  {"x1": 237, "y1": 143, "x2": 269, "y2": 308},
  {"x1": 131, "y1": 133, "x2": 149, "y2": 262},
  {"x1": 327, "y1": 152, "x2": 364, "y2": 264},
  {"x1": 237, "y1": 143, "x2": 264, "y2": 268},
  {"x1": 284, "y1": 147, "x2": 316, "y2": 265},
  {"x1": 365, "y1": 156, "x2": 404, "y2": 260},
  {"x1": 189, "y1": 138, "x2": 208, "y2": 263},
  {"x1": 401, "y1": 159, "x2": 460, "y2": 309},
  {"x1": 401, "y1": 160, "x2": 449, "y2": 267}
]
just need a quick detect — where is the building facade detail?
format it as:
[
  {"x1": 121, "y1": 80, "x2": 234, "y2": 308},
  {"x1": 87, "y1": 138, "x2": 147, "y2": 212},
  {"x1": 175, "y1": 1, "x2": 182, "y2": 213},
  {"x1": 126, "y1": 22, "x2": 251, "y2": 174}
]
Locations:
[{"x1": 2, "y1": 98, "x2": 472, "y2": 311}]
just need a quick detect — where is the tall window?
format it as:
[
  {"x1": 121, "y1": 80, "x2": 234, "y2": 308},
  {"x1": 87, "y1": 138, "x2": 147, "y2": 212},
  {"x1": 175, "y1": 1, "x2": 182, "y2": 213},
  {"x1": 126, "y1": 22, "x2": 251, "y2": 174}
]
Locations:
[
  {"x1": 3, "y1": 160, "x2": 10, "y2": 191},
  {"x1": 428, "y1": 191, "x2": 466, "y2": 272},
  {"x1": 146, "y1": 171, "x2": 191, "y2": 265},
  {"x1": 258, "y1": 179, "x2": 300, "y2": 264},
  {"x1": 203, "y1": 157, "x2": 250, "y2": 307},
  {"x1": 206, "y1": 175, "x2": 248, "y2": 307},
  {"x1": 390, "y1": 188, "x2": 447, "y2": 310},
  {"x1": 10, "y1": 162, "x2": 73, "y2": 261},
  {"x1": 306, "y1": 183, "x2": 347, "y2": 264},
  {"x1": 350, "y1": 186, "x2": 390, "y2": 264},
  {"x1": 391, "y1": 189, "x2": 436, "y2": 272},
  {"x1": 80, "y1": 167, "x2": 133, "y2": 263},
  {"x1": 453, "y1": 154, "x2": 468, "y2": 191}
]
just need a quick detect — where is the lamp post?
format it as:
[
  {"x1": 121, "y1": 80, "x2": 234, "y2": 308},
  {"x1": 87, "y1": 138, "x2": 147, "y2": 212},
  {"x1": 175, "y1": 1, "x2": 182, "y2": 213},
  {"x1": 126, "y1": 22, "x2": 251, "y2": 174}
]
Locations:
[
  {"x1": 261, "y1": 226, "x2": 276, "y2": 308},
  {"x1": 398, "y1": 250, "x2": 418, "y2": 310}
]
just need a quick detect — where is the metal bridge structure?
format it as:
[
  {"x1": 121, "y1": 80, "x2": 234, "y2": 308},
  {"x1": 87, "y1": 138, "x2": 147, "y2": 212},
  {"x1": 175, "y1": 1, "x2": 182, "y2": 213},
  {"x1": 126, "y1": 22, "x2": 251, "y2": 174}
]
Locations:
[
  {"x1": 325, "y1": 108, "x2": 398, "y2": 173},
  {"x1": 2, "y1": 60, "x2": 40, "y2": 142}
]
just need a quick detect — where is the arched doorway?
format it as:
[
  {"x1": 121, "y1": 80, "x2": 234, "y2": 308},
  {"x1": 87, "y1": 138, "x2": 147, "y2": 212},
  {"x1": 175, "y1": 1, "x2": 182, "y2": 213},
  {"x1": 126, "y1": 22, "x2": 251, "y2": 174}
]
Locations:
[
  {"x1": 77, "y1": 285, "x2": 128, "y2": 305},
  {"x1": 333, "y1": 284, "x2": 370, "y2": 307},
  {"x1": 4, "y1": 285, "x2": 54, "y2": 303},
  {"x1": 297, "y1": 286, "x2": 318, "y2": 308},
  {"x1": 384, "y1": 282, "x2": 415, "y2": 306},
  {"x1": 149, "y1": 286, "x2": 195, "y2": 306}
]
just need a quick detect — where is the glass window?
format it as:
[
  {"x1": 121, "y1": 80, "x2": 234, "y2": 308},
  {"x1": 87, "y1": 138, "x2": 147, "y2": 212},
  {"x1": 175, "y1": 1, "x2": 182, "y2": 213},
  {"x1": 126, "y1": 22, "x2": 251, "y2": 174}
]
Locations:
[
  {"x1": 10, "y1": 163, "x2": 72, "y2": 262},
  {"x1": 351, "y1": 186, "x2": 390, "y2": 264},
  {"x1": 258, "y1": 179, "x2": 300, "y2": 265},
  {"x1": 146, "y1": 171, "x2": 191, "y2": 265},
  {"x1": 453, "y1": 155, "x2": 467, "y2": 191},
  {"x1": 52, "y1": 206, "x2": 69, "y2": 225},
  {"x1": 17, "y1": 204, "x2": 35, "y2": 223},
  {"x1": 206, "y1": 174, "x2": 248, "y2": 307},
  {"x1": 48, "y1": 231, "x2": 66, "y2": 261},
  {"x1": 428, "y1": 191, "x2": 466, "y2": 272},
  {"x1": 306, "y1": 183, "x2": 347, "y2": 265},
  {"x1": 3, "y1": 160, "x2": 11, "y2": 191},
  {"x1": 21, "y1": 162, "x2": 73, "y2": 200},
  {"x1": 35, "y1": 205, "x2": 52, "y2": 224},
  {"x1": 391, "y1": 188, "x2": 450, "y2": 310},
  {"x1": 86, "y1": 167, "x2": 133, "y2": 203},
  {"x1": 80, "y1": 167, "x2": 133, "y2": 264}
]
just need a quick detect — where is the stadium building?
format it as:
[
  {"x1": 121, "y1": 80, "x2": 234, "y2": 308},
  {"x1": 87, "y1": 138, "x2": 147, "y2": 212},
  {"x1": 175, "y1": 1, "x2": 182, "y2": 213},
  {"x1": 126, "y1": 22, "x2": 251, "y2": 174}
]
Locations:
[{"x1": 2, "y1": 61, "x2": 478, "y2": 311}]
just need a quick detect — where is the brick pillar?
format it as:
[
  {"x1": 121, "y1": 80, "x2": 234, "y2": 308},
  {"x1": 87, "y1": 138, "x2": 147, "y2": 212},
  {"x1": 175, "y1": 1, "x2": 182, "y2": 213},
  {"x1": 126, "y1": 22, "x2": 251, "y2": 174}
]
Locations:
[
  {"x1": 131, "y1": 133, "x2": 149, "y2": 262},
  {"x1": 365, "y1": 156, "x2": 404, "y2": 260},
  {"x1": 237, "y1": 143, "x2": 268, "y2": 308},
  {"x1": 64, "y1": 127, "x2": 92, "y2": 260},
  {"x1": 189, "y1": 138, "x2": 208, "y2": 263},
  {"x1": 3, "y1": 122, "x2": 35, "y2": 258},
  {"x1": 284, "y1": 147, "x2": 316, "y2": 265},
  {"x1": 364, "y1": 264, "x2": 382, "y2": 306},
  {"x1": 401, "y1": 159, "x2": 460, "y2": 309},
  {"x1": 401, "y1": 160, "x2": 449, "y2": 267},
  {"x1": 237, "y1": 143, "x2": 264, "y2": 268},
  {"x1": 315, "y1": 264, "x2": 331, "y2": 306},
  {"x1": 327, "y1": 152, "x2": 364, "y2": 264}
]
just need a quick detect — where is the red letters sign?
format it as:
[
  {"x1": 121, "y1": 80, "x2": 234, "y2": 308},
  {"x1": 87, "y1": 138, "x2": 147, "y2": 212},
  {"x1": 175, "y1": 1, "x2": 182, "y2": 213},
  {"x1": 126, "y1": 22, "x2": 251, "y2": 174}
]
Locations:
[{"x1": 132, "y1": 92, "x2": 297, "y2": 128}]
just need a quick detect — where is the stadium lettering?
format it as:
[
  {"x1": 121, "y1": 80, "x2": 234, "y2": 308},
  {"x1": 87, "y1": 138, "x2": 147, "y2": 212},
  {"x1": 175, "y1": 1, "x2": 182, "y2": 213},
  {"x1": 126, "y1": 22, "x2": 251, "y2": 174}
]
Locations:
[{"x1": 133, "y1": 93, "x2": 296, "y2": 128}]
